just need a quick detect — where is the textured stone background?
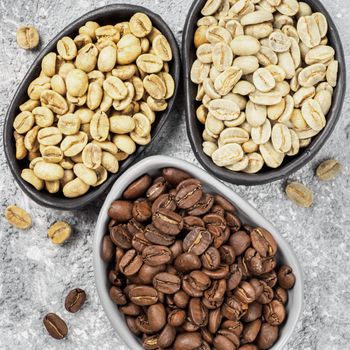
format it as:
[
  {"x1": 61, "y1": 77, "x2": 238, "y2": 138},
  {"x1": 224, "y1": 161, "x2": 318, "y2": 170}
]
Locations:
[{"x1": 0, "y1": 0, "x2": 349, "y2": 349}]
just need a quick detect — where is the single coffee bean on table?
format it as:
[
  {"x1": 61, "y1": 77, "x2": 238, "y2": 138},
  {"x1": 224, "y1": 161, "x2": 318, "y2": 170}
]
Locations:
[
  {"x1": 43, "y1": 313, "x2": 68, "y2": 339},
  {"x1": 5, "y1": 205, "x2": 32, "y2": 229},
  {"x1": 104, "y1": 167, "x2": 296, "y2": 349},
  {"x1": 47, "y1": 221, "x2": 72, "y2": 244},
  {"x1": 65, "y1": 288, "x2": 87, "y2": 313}
]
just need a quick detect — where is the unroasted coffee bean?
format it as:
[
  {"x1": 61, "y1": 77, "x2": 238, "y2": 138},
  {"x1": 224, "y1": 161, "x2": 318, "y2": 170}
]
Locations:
[
  {"x1": 183, "y1": 227, "x2": 212, "y2": 255},
  {"x1": 153, "y1": 272, "x2": 181, "y2": 294},
  {"x1": 43, "y1": 313, "x2": 68, "y2": 340},
  {"x1": 123, "y1": 174, "x2": 152, "y2": 199},
  {"x1": 277, "y1": 265, "x2": 296, "y2": 289},
  {"x1": 153, "y1": 208, "x2": 183, "y2": 235},
  {"x1": 285, "y1": 181, "x2": 314, "y2": 208},
  {"x1": 108, "y1": 200, "x2": 133, "y2": 221},
  {"x1": 142, "y1": 245, "x2": 172, "y2": 266},
  {"x1": 316, "y1": 159, "x2": 342, "y2": 181},
  {"x1": 5, "y1": 205, "x2": 32, "y2": 229},
  {"x1": 65, "y1": 288, "x2": 86, "y2": 313},
  {"x1": 129, "y1": 286, "x2": 158, "y2": 306}
]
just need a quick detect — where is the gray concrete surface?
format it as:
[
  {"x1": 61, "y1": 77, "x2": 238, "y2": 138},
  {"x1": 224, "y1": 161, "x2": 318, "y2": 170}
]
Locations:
[{"x1": 0, "y1": 0, "x2": 349, "y2": 349}]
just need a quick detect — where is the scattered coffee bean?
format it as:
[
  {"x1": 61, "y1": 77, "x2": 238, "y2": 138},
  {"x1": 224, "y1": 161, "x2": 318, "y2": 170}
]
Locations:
[
  {"x1": 5, "y1": 205, "x2": 32, "y2": 229},
  {"x1": 47, "y1": 221, "x2": 72, "y2": 244},
  {"x1": 316, "y1": 159, "x2": 342, "y2": 181},
  {"x1": 285, "y1": 181, "x2": 314, "y2": 208},
  {"x1": 104, "y1": 168, "x2": 295, "y2": 349},
  {"x1": 43, "y1": 313, "x2": 68, "y2": 340},
  {"x1": 65, "y1": 288, "x2": 87, "y2": 313},
  {"x1": 17, "y1": 25, "x2": 39, "y2": 50}
]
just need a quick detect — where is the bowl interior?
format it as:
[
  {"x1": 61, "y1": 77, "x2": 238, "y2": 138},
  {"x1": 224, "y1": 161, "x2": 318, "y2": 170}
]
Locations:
[
  {"x1": 4, "y1": 4, "x2": 181, "y2": 210},
  {"x1": 93, "y1": 155, "x2": 303, "y2": 350},
  {"x1": 183, "y1": 0, "x2": 346, "y2": 185}
]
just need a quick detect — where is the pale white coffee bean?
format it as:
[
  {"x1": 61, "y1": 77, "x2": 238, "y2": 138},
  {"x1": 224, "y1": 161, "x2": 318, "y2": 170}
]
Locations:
[
  {"x1": 246, "y1": 101, "x2": 267, "y2": 127},
  {"x1": 299, "y1": 41, "x2": 310, "y2": 61},
  {"x1": 203, "y1": 141, "x2": 218, "y2": 157},
  {"x1": 276, "y1": 0, "x2": 299, "y2": 16},
  {"x1": 223, "y1": 93, "x2": 247, "y2": 110},
  {"x1": 268, "y1": 98, "x2": 286, "y2": 121},
  {"x1": 209, "y1": 66, "x2": 221, "y2": 81},
  {"x1": 249, "y1": 90, "x2": 282, "y2": 106},
  {"x1": 305, "y1": 45, "x2": 335, "y2": 65},
  {"x1": 287, "y1": 129, "x2": 300, "y2": 156},
  {"x1": 260, "y1": 141, "x2": 285, "y2": 168},
  {"x1": 253, "y1": 68, "x2": 276, "y2": 92},
  {"x1": 282, "y1": 25, "x2": 299, "y2": 42},
  {"x1": 233, "y1": 81, "x2": 255, "y2": 96},
  {"x1": 203, "y1": 129, "x2": 217, "y2": 142},
  {"x1": 196, "y1": 84, "x2": 205, "y2": 101},
  {"x1": 190, "y1": 59, "x2": 210, "y2": 84},
  {"x1": 212, "y1": 143, "x2": 244, "y2": 167},
  {"x1": 203, "y1": 79, "x2": 221, "y2": 99},
  {"x1": 197, "y1": 16, "x2": 217, "y2": 27},
  {"x1": 201, "y1": 0, "x2": 222, "y2": 16},
  {"x1": 73, "y1": 163, "x2": 97, "y2": 186},
  {"x1": 313, "y1": 12, "x2": 328, "y2": 38},
  {"x1": 290, "y1": 68, "x2": 302, "y2": 92},
  {"x1": 229, "y1": 0, "x2": 255, "y2": 17},
  {"x1": 214, "y1": 66, "x2": 242, "y2": 95},
  {"x1": 133, "y1": 113, "x2": 151, "y2": 137},
  {"x1": 316, "y1": 82, "x2": 333, "y2": 94},
  {"x1": 257, "y1": 46, "x2": 278, "y2": 66},
  {"x1": 326, "y1": 60, "x2": 338, "y2": 87},
  {"x1": 226, "y1": 156, "x2": 249, "y2": 172},
  {"x1": 240, "y1": 121, "x2": 251, "y2": 134},
  {"x1": 209, "y1": 99, "x2": 241, "y2": 121},
  {"x1": 278, "y1": 52, "x2": 295, "y2": 79},
  {"x1": 251, "y1": 119, "x2": 271, "y2": 145},
  {"x1": 197, "y1": 43, "x2": 214, "y2": 63},
  {"x1": 290, "y1": 108, "x2": 308, "y2": 130},
  {"x1": 290, "y1": 37, "x2": 301, "y2": 69},
  {"x1": 63, "y1": 178, "x2": 90, "y2": 198},
  {"x1": 225, "y1": 20, "x2": 244, "y2": 37},
  {"x1": 245, "y1": 22, "x2": 273, "y2": 39},
  {"x1": 206, "y1": 114, "x2": 225, "y2": 135},
  {"x1": 265, "y1": 65, "x2": 286, "y2": 83},
  {"x1": 278, "y1": 94, "x2": 294, "y2": 122},
  {"x1": 295, "y1": 128, "x2": 320, "y2": 139},
  {"x1": 301, "y1": 99, "x2": 326, "y2": 131},
  {"x1": 240, "y1": 10, "x2": 273, "y2": 26},
  {"x1": 224, "y1": 112, "x2": 246, "y2": 127},
  {"x1": 206, "y1": 26, "x2": 232, "y2": 44},
  {"x1": 297, "y1": 16, "x2": 321, "y2": 48},
  {"x1": 297, "y1": 2, "x2": 312, "y2": 18},
  {"x1": 243, "y1": 152, "x2": 264, "y2": 173},
  {"x1": 219, "y1": 127, "x2": 250, "y2": 145},
  {"x1": 314, "y1": 90, "x2": 332, "y2": 115},
  {"x1": 271, "y1": 123, "x2": 292, "y2": 153},
  {"x1": 298, "y1": 64, "x2": 326, "y2": 87},
  {"x1": 233, "y1": 56, "x2": 259, "y2": 75},
  {"x1": 269, "y1": 31, "x2": 291, "y2": 53},
  {"x1": 242, "y1": 139, "x2": 259, "y2": 154},
  {"x1": 212, "y1": 42, "x2": 233, "y2": 71},
  {"x1": 293, "y1": 86, "x2": 315, "y2": 108},
  {"x1": 299, "y1": 138, "x2": 312, "y2": 147},
  {"x1": 230, "y1": 35, "x2": 260, "y2": 56}
]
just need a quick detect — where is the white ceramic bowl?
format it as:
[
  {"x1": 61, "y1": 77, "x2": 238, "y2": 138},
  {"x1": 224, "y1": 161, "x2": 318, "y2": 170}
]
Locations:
[{"x1": 93, "y1": 155, "x2": 303, "y2": 349}]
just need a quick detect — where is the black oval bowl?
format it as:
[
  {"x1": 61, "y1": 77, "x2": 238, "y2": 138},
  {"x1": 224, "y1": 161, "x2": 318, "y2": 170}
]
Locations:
[
  {"x1": 183, "y1": 0, "x2": 346, "y2": 186},
  {"x1": 4, "y1": 4, "x2": 180, "y2": 210}
]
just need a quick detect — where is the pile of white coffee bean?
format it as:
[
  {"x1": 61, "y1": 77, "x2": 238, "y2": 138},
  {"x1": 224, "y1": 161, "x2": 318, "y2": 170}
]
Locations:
[{"x1": 191, "y1": 0, "x2": 338, "y2": 174}]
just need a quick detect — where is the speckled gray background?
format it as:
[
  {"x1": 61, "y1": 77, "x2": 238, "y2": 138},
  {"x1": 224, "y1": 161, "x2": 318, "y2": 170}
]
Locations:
[{"x1": 0, "y1": 0, "x2": 349, "y2": 349}]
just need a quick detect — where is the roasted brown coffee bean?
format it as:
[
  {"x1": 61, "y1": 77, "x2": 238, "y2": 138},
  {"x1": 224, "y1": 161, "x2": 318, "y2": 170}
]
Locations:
[
  {"x1": 250, "y1": 278, "x2": 264, "y2": 299},
  {"x1": 132, "y1": 200, "x2": 152, "y2": 222},
  {"x1": 217, "y1": 329, "x2": 240, "y2": 347},
  {"x1": 251, "y1": 227, "x2": 277, "y2": 257},
  {"x1": 211, "y1": 204, "x2": 225, "y2": 217},
  {"x1": 203, "y1": 213, "x2": 226, "y2": 231},
  {"x1": 201, "y1": 327, "x2": 214, "y2": 344},
  {"x1": 187, "y1": 193, "x2": 214, "y2": 216},
  {"x1": 213, "y1": 334, "x2": 236, "y2": 350},
  {"x1": 138, "y1": 263, "x2": 166, "y2": 284},
  {"x1": 237, "y1": 257, "x2": 250, "y2": 279},
  {"x1": 43, "y1": 313, "x2": 68, "y2": 340},
  {"x1": 203, "y1": 264, "x2": 230, "y2": 279},
  {"x1": 135, "y1": 314, "x2": 154, "y2": 334},
  {"x1": 101, "y1": 235, "x2": 114, "y2": 262},
  {"x1": 188, "y1": 270, "x2": 211, "y2": 292},
  {"x1": 208, "y1": 308, "x2": 222, "y2": 334},
  {"x1": 153, "y1": 208, "x2": 183, "y2": 235},
  {"x1": 243, "y1": 319, "x2": 262, "y2": 343},
  {"x1": 147, "y1": 178, "x2": 167, "y2": 201},
  {"x1": 256, "y1": 323, "x2": 279, "y2": 349},
  {"x1": 173, "y1": 332, "x2": 202, "y2": 350},
  {"x1": 119, "y1": 303, "x2": 142, "y2": 316},
  {"x1": 174, "y1": 290, "x2": 190, "y2": 309},
  {"x1": 245, "y1": 247, "x2": 264, "y2": 275},
  {"x1": 260, "y1": 271, "x2": 278, "y2": 288},
  {"x1": 225, "y1": 212, "x2": 241, "y2": 231},
  {"x1": 129, "y1": 286, "x2": 158, "y2": 306},
  {"x1": 169, "y1": 240, "x2": 184, "y2": 259},
  {"x1": 108, "y1": 200, "x2": 133, "y2": 221},
  {"x1": 277, "y1": 265, "x2": 296, "y2": 289},
  {"x1": 126, "y1": 316, "x2": 141, "y2": 336},
  {"x1": 274, "y1": 286, "x2": 288, "y2": 304},
  {"x1": 119, "y1": 249, "x2": 143, "y2": 276},
  {"x1": 219, "y1": 245, "x2": 236, "y2": 265},
  {"x1": 142, "y1": 245, "x2": 172, "y2": 266},
  {"x1": 229, "y1": 230, "x2": 251, "y2": 256},
  {"x1": 221, "y1": 320, "x2": 244, "y2": 336},
  {"x1": 162, "y1": 167, "x2": 191, "y2": 186},
  {"x1": 108, "y1": 270, "x2": 123, "y2": 287},
  {"x1": 115, "y1": 247, "x2": 125, "y2": 273},
  {"x1": 183, "y1": 216, "x2": 205, "y2": 231},
  {"x1": 127, "y1": 218, "x2": 144, "y2": 236},
  {"x1": 227, "y1": 264, "x2": 243, "y2": 290},
  {"x1": 158, "y1": 323, "x2": 176, "y2": 348},
  {"x1": 181, "y1": 318, "x2": 201, "y2": 332},
  {"x1": 132, "y1": 231, "x2": 151, "y2": 252},
  {"x1": 204, "y1": 279, "x2": 226, "y2": 302},
  {"x1": 242, "y1": 301, "x2": 262, "y2": 323},
  {"x1": 210, "y1": 226, "x2": 230, "y2": 249},
  {"x1": 152, "y1": 193, "x2": 177, "y2": 213},
  {"x1": 189, "y1": 298, "x2": 209, "y2": 327},
  {"x1": 176, "y1": 178, "x2": 201, "y2": 191},
  {"x1": 153, "y1": 272, "x2": 181, "y2": 294},
  {"x1": 147, "y1": 303, "x2": 167, "y2": 331},
  {"x1": 239, "y1": 344, "x2": 259, "y2": 350},
  {"x1": 109, "y1": 286, "x2": 127, "y2": 305},
  {"x1": 214, "y1": 194, "x2": 236, "y2": 213},
  {"x1": 256, "y1": 283, "x2": 274, "y2": 304},
  {"x1": 175, "y1": 253, "x2": 202, "y2": 272},
  {"x1": 144, "y1": 224, "x2": 175, "y2": 246},
  {"x1": 110, "y1": 224, "x2": 132, "y2": 249},
  {"x1": 222, "y1": 297, "x2": 248, "y2": 321},
  {"x1": 143, "y1": 334, "x2": 159, "y2": 350},
  {"x1": 234, "y1": 281, "x2": 256, "y2": 304},
  {"x1": 168, "y1": 309, "x2": 187, "y2": 327},
  {"x1": 182, "y1": 275, "x2": 204, "y2": 298},
  {"x1": 123, "y1": 174, "x2": 152, "y2": 199},
  {"x1": 183, "y1": 228, "x2": 212, "y2": 255},
  {"x1": 201, "y1": 246, "x2": 221, "y2": 270},
  {"x1": 175, "y1": 182, "x2": 203, "y2": 209},
  {"x1": 263, "y1": 300, "x2": 286, "y2": 326},
  {"x1": 65, "y1": 288, "x2": 86, "y2": 313}
]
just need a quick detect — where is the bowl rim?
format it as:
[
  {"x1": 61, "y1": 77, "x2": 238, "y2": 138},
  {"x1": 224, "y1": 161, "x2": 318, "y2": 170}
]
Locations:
[
  {"x1": 3, "y1": 3, "x2": 181, "y2": 210},
  {"x1": 93, "y1": 155, "x2": 304, "y2": 350},
  {"x1": 182, "y1": 0, "x2": 346, "y2": 186}
]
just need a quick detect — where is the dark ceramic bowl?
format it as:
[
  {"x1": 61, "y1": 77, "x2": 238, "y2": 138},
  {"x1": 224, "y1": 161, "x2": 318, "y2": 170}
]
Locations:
[
  {"x1": 4, "y1": 4, "x2": 180, "y2": 210},
  {"x1": 183, "y1": 0, "x2": 346, "y2": 186}
]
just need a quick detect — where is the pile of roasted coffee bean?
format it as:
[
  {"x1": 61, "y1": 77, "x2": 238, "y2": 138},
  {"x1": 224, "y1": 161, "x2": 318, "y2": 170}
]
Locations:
[
  {"x1": 13, "y1": 13, "x2": 174, "y2": 197},
  {"x1": 102, "y1": 167, "x2": 296, "y2": 349},
  {"x1": 192, "y1": 0, "x2": 338, "y2": 173}
]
